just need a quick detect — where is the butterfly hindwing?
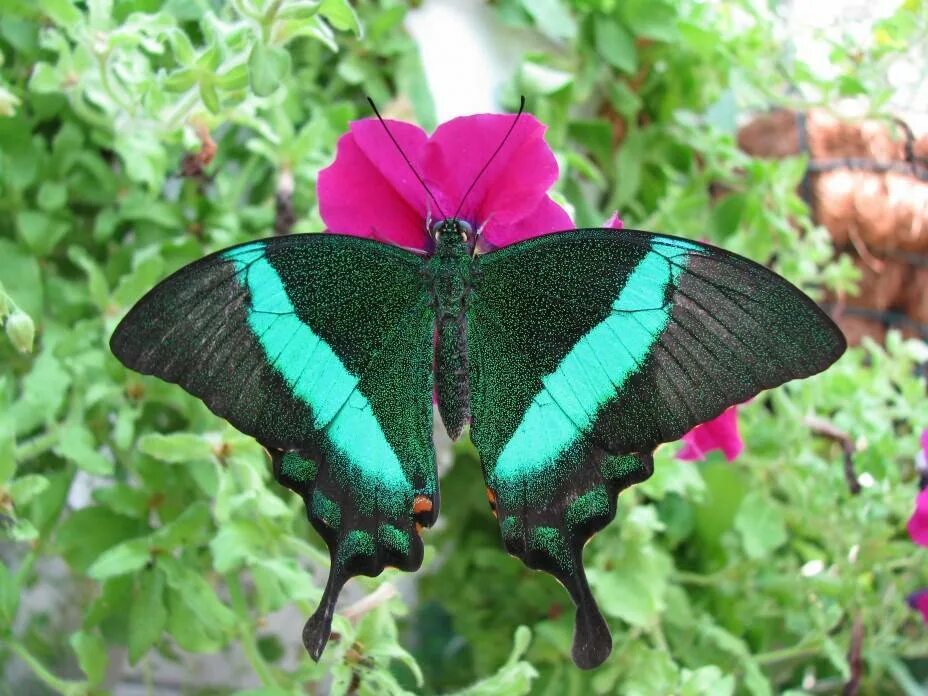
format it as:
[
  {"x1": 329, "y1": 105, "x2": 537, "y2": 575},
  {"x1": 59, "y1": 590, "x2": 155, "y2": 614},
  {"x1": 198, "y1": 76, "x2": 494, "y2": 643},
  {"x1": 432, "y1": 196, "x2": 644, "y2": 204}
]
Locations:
[
  {"x1": 467, "y1": 227, "x2": 845, "y2": 668},
  {"x1": 110, "y1": 233, "x2": 437, "y2": 659}
]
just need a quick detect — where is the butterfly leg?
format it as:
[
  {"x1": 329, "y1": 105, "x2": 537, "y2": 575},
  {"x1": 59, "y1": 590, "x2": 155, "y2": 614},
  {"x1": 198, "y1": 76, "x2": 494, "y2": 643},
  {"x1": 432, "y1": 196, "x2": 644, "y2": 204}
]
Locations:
[
  {"x1": 271, "y1": 448, "x2": 438, "y2": 660},
  {"x1": 487, "y1": 448, "x2": 653, "y2": 669}
]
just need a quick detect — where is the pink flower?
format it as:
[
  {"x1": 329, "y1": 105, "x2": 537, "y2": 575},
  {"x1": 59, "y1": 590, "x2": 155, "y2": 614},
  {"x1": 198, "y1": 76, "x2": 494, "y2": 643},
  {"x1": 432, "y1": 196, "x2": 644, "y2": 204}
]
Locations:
[
  {"x1": 604, "y1": 211, "x2": 624, "y2": 229},
  {"x1": 677, "y1": 406, "x2": 744, "y2": 463},
  {"x1": 908, "y1": 487, "x2": 928, "y2": 547},
  {"x1": 908, "y1": 589, "x2": 928, "y2": 623},
  {"x1": 318, "y1": 113, "x2": 573, "y2": 252}
]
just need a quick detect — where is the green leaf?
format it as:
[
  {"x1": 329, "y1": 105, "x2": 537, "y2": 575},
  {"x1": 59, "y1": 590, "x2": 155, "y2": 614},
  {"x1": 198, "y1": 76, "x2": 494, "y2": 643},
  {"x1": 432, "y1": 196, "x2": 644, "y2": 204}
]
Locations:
[
  {"x1": 67, "y1": 246, "x2": 109, "y2": 310},
  {"x1": 734, "y1": 490, "x2": 787, "y2": 559},
  {"x1": 57, "y1": 507, "x2": 149, "y2": 572},
  {"x1": 711, "y1": 193, "x2": 747, "y2": 240},
  {"x1": 519, "y1": 59, "x2": 573, "y2": 95},
  {"x1": 0, "y1": 240, "x2": 43, "y2": 318},
  {"x1": 87, "y1": 537, "x2": 151, "y2": 580},
  {"x1": 53, "y1": 424, "x2": 113, "y2": 475},
  {"x1": 151, "y1": 501, "x2": 211, "y2": 549},
  {"x1": 680, "y1": 666, "x2": 735, "y2": 696},
  {"x1": 163, "y1": 68, "x2": 199, "y2": 92},
  {"x1": 37, "y1": 181, "x2": 68, "y2": 211},
  {"x1": 8, "y1": 474, "x2": 49, "y2": 506},
  {"x1": 199, "y1": 79, "x2": 221, "y2": 114},
  {"x1": 16, "y1": 209, "x2": 65, "y2": 255},
  {"x1": 319, "y1": 0, "x2": 362, "y2": 36},
  {"x1": 619, "y1": 0, "x2": 678, "y2": 42},
  {"x1": 448, "y1": 626, "x2": 537, "y2": 695},
  {"x1": 216, "y1": 63, "x2": 249, "y2": 91},
  {"x1": 0, "y1": 561, "x2": 20, "y2": 625},
  {"x1": 160, "y1": 556, "x2": 236, "y2": 631},
  {"x1": 0, "y1": 422, "x2": 14, "y2": 484},
  {"x1": 595, "y1": 19, "x2": 637, "y2": 73},
  {"x1": 138, "y1": 432, "x2": 213, "y2": 463},
  {"x1": 520, "y1": 0, "x2": 577, "y2": 40},
  {"x1": 619, "y1": 644, "x2": 679, "y2": 696},
  {"x1": 128, "y1": 566, "x2": 167, "y2": 664},
  {"x1": 166, "y1": 586, "x2": 224, "y2": 652},
  {"x1": 40, "y1": 0, "x2": 83, "y2": 28},
  {"x1": 70, "y1": 630, "x2": 107, "y2": 686},
  {"x1": 248, "y1": 44, "x2": 292, "y2": 98}
]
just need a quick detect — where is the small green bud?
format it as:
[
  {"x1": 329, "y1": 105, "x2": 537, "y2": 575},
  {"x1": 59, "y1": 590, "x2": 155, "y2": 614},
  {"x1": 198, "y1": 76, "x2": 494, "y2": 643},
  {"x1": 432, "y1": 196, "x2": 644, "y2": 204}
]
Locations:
[
  {"x1": 0, "y1": 86, "x2": 20, "y2": 117},
  {"x1": 5, "y1": 310, "x2": 35, "y2": 353}
]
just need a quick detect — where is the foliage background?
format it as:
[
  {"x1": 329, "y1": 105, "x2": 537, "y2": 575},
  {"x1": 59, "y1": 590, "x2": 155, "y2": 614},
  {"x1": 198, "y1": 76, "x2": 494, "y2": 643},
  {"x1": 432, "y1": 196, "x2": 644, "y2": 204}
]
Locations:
[{"x1": 1, "y1": 0, "x2": 927, "y2": 694}]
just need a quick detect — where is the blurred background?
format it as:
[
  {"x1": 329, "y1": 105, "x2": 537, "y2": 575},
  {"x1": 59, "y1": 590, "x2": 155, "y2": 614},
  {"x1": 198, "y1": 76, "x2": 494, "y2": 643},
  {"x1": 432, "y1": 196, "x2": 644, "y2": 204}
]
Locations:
[{"x1": 1, "y1": 0, "x2": 927, "y2": 694}]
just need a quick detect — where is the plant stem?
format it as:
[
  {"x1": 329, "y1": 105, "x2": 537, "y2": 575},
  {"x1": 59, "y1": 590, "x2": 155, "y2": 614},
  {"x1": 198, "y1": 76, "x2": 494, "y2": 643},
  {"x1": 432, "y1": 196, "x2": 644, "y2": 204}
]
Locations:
[
  {"x1": 14, "y1": 428, "x2": 60, "y2": 463},
  {"x1": 754, "y1": 640, "x2": 824, "y2": 666},
  {"x1": 225, "y1": 573, "x2": 282, "y2": 687},
  {"x1": 8, "y1": 641, "x2": 86, "y2": 696}
]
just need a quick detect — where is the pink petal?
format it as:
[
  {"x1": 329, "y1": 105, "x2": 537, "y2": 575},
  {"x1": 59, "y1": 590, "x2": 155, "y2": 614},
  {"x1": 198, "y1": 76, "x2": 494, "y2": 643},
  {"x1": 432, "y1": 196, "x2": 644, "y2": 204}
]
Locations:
[
  {"x1": 908, "y1": 488, "x2": 928, "y2": 547},
  {"x1": 677, "y1": 406, "x2": 744, "y2": 462},
  {"x1": 423, "y1": 114, "x2": 561, "y2": 229},
  {"x1": 480, "y1": 195, "x2": 573, "y2": 250},
  {"x1": 318, "y1": 119, "x2": 431, "y2": 250},
  {"x1": 604, "y1": 212, "x2": 625, "y2": 229},
  {"x1": 907, "y1": 589, "x2": 928, "y2": 623}
]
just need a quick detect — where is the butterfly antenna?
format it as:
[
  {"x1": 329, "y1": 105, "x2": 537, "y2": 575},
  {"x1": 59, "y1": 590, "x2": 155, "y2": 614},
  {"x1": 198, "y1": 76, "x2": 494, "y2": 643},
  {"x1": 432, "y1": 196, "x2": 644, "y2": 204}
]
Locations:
[
  {"x1": 452, "y1": 95, "x2": 526, "y2": 221},
  {"x1": 366, "y1": 96, "x2": 447, "y2": 220}
]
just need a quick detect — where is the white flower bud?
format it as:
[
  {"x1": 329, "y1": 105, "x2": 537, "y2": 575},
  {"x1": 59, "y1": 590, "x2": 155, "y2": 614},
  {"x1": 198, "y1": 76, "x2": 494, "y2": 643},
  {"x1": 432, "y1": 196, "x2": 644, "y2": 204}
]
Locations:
[{"x1": 5, "y1": 310, "x2": 35, "y2": 353}]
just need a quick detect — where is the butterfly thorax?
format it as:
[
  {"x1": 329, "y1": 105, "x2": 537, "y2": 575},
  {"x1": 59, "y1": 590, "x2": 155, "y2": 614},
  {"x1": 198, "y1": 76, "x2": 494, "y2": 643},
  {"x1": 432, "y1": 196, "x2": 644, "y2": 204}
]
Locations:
[{"x1": 427, "y1": 219, "x2": 474, "y2": 439}]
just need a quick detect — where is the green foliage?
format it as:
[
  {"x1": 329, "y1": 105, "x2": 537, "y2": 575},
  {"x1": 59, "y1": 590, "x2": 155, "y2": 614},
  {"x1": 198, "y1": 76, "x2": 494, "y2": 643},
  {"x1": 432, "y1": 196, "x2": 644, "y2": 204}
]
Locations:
[{"x1": 1, "y1": 0, "x2": 926, "y2": 694}]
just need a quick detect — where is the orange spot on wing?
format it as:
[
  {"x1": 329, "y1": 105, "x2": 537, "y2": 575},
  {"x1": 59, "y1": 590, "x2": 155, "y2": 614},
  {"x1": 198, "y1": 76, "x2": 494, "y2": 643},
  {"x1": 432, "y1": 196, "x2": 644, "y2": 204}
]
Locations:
[
  {"x1": 413, "y1": 495, "x2": 433, "y2": 515},
  {"x1": 486, "y1": 488, "x2": 498, "y2": 518}
]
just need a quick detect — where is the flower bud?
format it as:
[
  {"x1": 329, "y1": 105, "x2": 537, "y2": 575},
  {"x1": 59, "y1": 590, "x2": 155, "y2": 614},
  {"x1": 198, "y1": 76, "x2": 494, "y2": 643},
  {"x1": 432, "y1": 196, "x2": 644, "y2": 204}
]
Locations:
[{"x1": 5, "y1": 310, "x2": 35, "y2": 353}]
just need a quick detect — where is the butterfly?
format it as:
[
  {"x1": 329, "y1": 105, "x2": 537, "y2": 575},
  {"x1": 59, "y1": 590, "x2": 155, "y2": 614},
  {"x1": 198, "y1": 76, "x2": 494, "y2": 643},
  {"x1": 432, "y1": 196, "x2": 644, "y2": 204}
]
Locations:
[{"x1": 110, "y1": 102, "x2": 846, "y2": 669}]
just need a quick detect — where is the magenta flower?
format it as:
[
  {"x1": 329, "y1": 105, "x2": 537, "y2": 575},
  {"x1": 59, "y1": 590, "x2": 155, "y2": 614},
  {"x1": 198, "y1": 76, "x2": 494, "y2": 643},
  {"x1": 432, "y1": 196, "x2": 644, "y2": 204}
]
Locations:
[
  {"x1": 908, "y1": 487, "x2": 928, "y2": 547},
  {"x1": 677, "y1": 406, "x2": 744, "y2": 462},
  {"x1": 318, "y1": 113, "x2": 573, "y2": 252},
  {"x1": 908, "y1": 589, "x2": 928, "y2": 623},
  {"x1": 604, "y1": 211, "x2": 624, "y2": 229}
]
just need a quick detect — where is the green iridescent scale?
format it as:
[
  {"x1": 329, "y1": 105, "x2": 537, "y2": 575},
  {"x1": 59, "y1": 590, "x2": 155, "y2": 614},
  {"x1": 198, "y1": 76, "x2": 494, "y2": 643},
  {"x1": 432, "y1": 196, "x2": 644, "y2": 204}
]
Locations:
[{"x1": 110, "y1": 222, "x2": 845, "y2": 669}]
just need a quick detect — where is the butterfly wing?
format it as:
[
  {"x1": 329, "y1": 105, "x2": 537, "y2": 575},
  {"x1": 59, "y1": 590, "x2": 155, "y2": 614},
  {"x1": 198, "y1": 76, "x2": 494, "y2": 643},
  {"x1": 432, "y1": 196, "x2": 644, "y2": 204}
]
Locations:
[
  {"x1": 467, "y1": 227, "x2": 845, "y2": 668},
  {"x1": 110, "y1": 233, "x2": 437, "y2": 660}
]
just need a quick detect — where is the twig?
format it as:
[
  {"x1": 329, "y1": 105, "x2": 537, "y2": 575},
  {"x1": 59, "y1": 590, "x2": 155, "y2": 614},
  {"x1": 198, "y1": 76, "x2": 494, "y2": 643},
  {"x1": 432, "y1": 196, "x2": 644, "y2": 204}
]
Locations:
[
  {"x1": 341, "y1": 583, "x2": 397, "y2": 621},
  {"x1": 842, "y1": 616, "x2": 864, "y2": 696},
  {"x1": 804, "y1": 416, "x2": 861, "y2": 494}
]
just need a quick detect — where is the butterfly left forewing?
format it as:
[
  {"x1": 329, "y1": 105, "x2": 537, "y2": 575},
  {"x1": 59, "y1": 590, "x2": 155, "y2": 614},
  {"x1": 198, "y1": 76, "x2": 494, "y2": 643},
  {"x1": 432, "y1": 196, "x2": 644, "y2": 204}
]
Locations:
[
  {"x1": 111, "y1": 234, "x2": 437, "y2": 660},
  {"x1": 468, "y1": 228, "x2": 845, "y2": 668}
]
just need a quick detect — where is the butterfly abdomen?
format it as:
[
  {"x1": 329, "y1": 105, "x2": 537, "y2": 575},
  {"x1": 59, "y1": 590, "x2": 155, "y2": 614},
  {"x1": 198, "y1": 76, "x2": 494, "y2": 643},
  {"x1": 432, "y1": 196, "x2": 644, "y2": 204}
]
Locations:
[{"x1": 436, "y1": 315, "x2": 470, "y2": 438}]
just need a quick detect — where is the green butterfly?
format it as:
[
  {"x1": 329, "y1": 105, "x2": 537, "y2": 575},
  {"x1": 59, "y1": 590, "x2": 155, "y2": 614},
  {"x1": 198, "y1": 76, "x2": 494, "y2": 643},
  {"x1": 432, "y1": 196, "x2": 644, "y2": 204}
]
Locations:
[
  {"x1": 111, "y1": 100, "x2": 845, "y2": 669},
  {"x1": 110, "y1": 217, "x2": 845, "y2": 668}
]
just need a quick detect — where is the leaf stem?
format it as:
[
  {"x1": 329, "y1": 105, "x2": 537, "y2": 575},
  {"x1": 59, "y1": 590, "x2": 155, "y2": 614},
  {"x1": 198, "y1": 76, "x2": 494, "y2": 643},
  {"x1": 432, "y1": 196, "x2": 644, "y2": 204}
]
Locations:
[
  {"x1": 754, "y1": 639, "x2": 824, "y2": 666},
  {"x1": 14, "y1": 428, "x2": 60, "y2": 463},
  {"x1": 8, "y1": 641, "x2": 87, "y2": 696},
  {"x1": 225, "y1": 573, "x2": 281, "y2": 686}
]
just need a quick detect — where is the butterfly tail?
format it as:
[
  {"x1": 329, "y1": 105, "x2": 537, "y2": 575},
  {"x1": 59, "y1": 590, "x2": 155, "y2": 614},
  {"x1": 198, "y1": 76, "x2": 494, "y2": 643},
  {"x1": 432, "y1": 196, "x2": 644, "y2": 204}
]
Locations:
[
  {"x1": 565, "y1": 564, "x2": 612, "y2": 669},
  {"x1": 303, "y1": 567, "x2": 346, "y2": 661}
]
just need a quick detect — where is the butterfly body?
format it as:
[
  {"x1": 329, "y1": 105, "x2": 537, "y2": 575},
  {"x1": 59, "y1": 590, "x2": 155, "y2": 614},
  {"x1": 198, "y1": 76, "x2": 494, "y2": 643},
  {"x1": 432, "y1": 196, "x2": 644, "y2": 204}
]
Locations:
[
  {"x1": 428, "y1": 218, "x2": 477, "y2": 439},
  {"x1": 111, "y1": 225, "x2": 845, "y2": 669}
]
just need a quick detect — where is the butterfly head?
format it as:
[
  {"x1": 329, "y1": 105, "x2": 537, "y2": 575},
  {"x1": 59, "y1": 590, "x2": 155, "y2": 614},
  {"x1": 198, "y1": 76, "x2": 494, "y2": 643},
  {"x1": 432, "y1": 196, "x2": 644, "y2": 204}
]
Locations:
[{"x1": 431, "y1": 218, "x2": 474, "y2": 256}]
